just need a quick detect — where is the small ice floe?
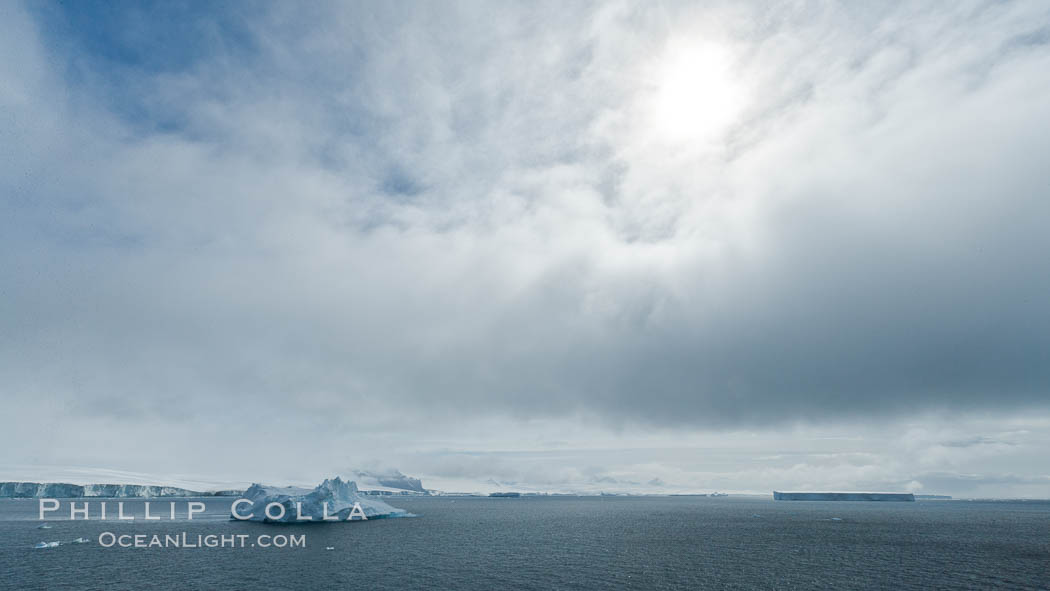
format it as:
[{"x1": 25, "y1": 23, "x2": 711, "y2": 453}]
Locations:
[
  {"x1": 830, "y1": 517, "x2": 842, "y2": 521},
  {"x1": 37, "y1": 523, "x2": 52, "y2": 529},
  {"x1": 34, "y1": 541, "x2": 60, "y2": 549},
  {"x1": 325, "y1": 546, "x2": 335, "y2": 551},
  {"x1": 71, "y1": 537, "x2": 90, "y2": 544}
]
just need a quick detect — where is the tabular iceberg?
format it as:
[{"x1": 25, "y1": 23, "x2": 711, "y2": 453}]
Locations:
[
  {"x1": 235, "y1": 477, "x2": 410, "y2": 523},
  {"x1": 773, "y1": 491, "x2": 915, "y2": 501}
]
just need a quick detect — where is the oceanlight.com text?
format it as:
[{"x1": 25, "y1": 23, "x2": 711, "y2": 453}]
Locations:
[{"x1": 97, "y1": 532, "x2": 306, "y2": 549}]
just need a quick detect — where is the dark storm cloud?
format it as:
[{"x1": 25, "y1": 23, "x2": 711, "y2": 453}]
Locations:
[{"x1": 2, "y1": 0, "x2": 1050, "y2": 441}]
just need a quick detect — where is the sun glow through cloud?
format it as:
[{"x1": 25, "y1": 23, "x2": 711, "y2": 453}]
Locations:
[{"x1": 650, "y1": 42, "x2": 743, "y2": 144}]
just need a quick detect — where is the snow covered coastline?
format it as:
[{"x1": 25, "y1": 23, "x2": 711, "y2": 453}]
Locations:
[{"x1": 0, "y1": 482, "x2": 231, "y2": 498}]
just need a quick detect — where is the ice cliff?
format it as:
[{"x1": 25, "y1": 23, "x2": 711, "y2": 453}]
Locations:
[
  {"x1": 235, "y1": 477, "x2": 409, "y2": 523},
  {"x1": 0, "y1": 482, "x2": 212, "y2": 498}
]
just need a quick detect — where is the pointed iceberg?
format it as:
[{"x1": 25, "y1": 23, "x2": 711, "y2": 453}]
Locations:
[{"x1": 234, "y1": 477, "x2": 410, "y2": 523}]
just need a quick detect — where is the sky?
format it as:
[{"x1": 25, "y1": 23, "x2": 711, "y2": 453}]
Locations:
[{"x1": 2, "y1": 1, "x2": 1049, "y2": 497}]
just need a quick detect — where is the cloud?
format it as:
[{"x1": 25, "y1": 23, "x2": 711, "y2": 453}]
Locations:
[{"x1": 2, "y1": 2, "x2": 1050, "y2": 493}]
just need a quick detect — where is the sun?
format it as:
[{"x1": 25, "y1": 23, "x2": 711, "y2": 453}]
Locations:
[{"x1": 650, "y1": 42, "x2": 742, "y2": 144}]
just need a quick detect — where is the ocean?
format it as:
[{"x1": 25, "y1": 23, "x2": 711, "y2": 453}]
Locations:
[{"x1": 2, "y1": 496, "x2": 1048, "y2": 590}]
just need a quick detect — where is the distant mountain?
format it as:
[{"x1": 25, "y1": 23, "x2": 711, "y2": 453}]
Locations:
[{"x1": 351, "y1": 469, "x2": 426, "y2": 493}]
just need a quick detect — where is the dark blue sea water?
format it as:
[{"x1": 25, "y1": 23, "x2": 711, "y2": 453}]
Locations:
[{"x1": 2, "y1": 496, "x2": 1048, "y2": 590}]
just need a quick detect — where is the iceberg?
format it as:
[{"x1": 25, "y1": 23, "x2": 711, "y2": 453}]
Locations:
[
  {"x1": 773, "y1": 491, "x2": 915, "y2": 502},
  {"x1": 233, "y1": 477, "x2": 410, "y2": 523}
]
